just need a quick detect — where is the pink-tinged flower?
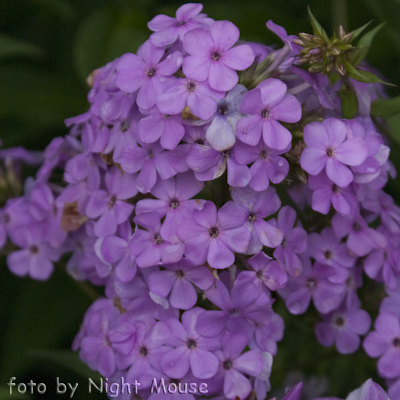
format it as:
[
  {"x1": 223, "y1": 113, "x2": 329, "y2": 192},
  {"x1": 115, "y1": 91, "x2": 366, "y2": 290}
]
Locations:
[
  {"x1": 213, "y1": 332, "x2": 264, "y2": 400},
  {"x1": 364, "y1": 312, "x2": 400, "y2": 379},
  {"x1": 157, "y1": 77, "x2": 225, "y2": 120},
  {"x1": 130, "y1": 212, "x2": 184, "y2": 268},
  {"x1": 300, "y1": 118, "x2": 368, "y2": 187},
  {"x1": 271, "y1": 206, "x2": 307, "y2": 277},
  {"x1": 160, "y1": 307, "x2": 220, "y2": 379},
  {"x1": 308, "y1": 171, "x2": 357, "y2": 216},
  {"x1": 7, "y1": 222, "x2": 60, "y2": 280},
  {"x1": 182, "y1": 21, "x2": 255, "y2": 92},
  {"x1": 177, "y1": 201, "x2": 250, "y2": 269},
  {"x1": 85, "y1": 167, "x2": 137, "y2": 237},
  {"x1": 148, "y1": 3, "x2": 214, "y2": 47},
  {"x1": 115, "y1": 40, "x2": 183, "y2": 110},
  {"x1": 148, "y1": 259, "x2": 214, "y2": 310},
  {"x1": 315, "y1": 301, "x2": 371, "y2": 354},
  {"x1": 234, "y1": 139, "x2": 290, "y2": 191},
  {"x1": 236, "y1": 78, "x2": 301, "y2": 150}
]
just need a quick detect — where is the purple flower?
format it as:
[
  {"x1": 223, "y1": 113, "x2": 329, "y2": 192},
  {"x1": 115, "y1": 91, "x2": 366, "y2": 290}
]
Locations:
[
  {"x1": 364, "y1": 312, "x2": 400, "y2": 379},
  {"x1": 308, "y1": 171, "x2": 357, "y2": 215},
  {"x1": 234, "y1": 139, "x2": 289, "y2": 191},
  {"x1": 85, "y1": 167, "x2": 137, "y2": 237},
  {"x1": 308, "y1": 227, "x2": 355, "y2": 284},
  {"x1": 124, "y1": 321, "x2": 172, "y2": 388},
  {"x1": 186, "y1": 144, "x2": 251, "y2": 187},
  {"x1": 278, "y1": 256, "x2": 345, "y2": 315},
  {"x1": 332, "y1": 212, "x2": 387, "y2": 257},
  {"x1": 236, "y1": 251, "x2": 287, "y2": 296},
  {"x1": 148, "y1": 259, "x2": 214, "y2": 310},
  {"x1": 160, "y1": 307, "x2": 220, "y2": 379},
  {"x1": 236, "y1": 78, "x2": 301, "y2": 150},
  {"x1": 178, "y1": 201, "x2": 250, "y2": 269},
  {"x1": 315, "y1": 301, "x2": 371, "y2": 354},
  {"x1": 300, "y1": 118, "x2": 368, "y2": 187},
  {"x1": 214, "y1": 332, "x2": 264, "y2": 400},
  {"x1": 148, "y1": 3, "x2": 213, "y2": 47},
  {"x1": 220, "y1": 186, "x2": 283, "y2": 254},
  {"x1": 346, "y1": 379, "x2": 389, "y2": 400},
  {"x1": 205, "y1": 84, "x2": 247, "y2": 151},
  {"x1": 116, "y1": 40, "x2": 183, "y2": 109},
  {"x1": 115, "y1": 141, "x2": 177, "y2": 194},
  {"x1": 157, "y1": 77, "x2": 225, "y2": 121},
  {"x1": 135, "y1": 171, "x2": 204, "y2": 242},
  {"x1": 182, "y1": 21, "x2": 255, "y2": 92},
  {"x1": 196, "y1": 280, "x2": 269, "y2": 338},
  {"x1": 130, "y1": 212, "x2": 184, "y2": 268},
  {"x1": 271, "y1": 206, "x2": 307, "y2": 277},
  {"x1": 7, "y1": 222, "x2": 60, "y2": 280},
  {"x1": 138, "y1": 106, "x2": 185, "y2": 150}
]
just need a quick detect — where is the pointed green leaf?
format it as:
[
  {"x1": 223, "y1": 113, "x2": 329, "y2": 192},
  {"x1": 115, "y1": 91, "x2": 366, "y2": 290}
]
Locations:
[
  {"x1": 28, "y1": 350, "x2": 101, "y2": 381},
  {"x1": 339, "y1": 83, "x2": 359, "y2": 119},
  {"x1": 351, "y1": 22, "x2": 386, "y2": 66},
  {"x1": 348, "y1": 20, "x2": 373, "y2": 42},
  {"x1": 342, "y1": 58, "x2": 394, "y2": 86},
  {"x1": 0, "y1": 34, "x2": 43, "y2": 59},
  {"x1": 307, "y1": 6, "x2": 329, "y2": 42},
  {"x1": 371, "y1": 95, "x2": 400, "y2": 117}
]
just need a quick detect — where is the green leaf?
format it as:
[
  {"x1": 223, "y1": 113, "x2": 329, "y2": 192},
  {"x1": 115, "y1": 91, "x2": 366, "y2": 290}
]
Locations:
[
  {"x1": 27, "y1": 0, "x2": 74, "y2": 21},
  {"x1": 371, "y1": 95, "x2": 400, "y2": 117},
  {"x1": 0, "y1": 387, "x2": 30, "y2": 399},
  {"x1": 328, "y1": 71, "x2": 341, "y2": 85},
  {"x1": 0, "y1": 34, "x2": 43, "y2": 59},
  {"x1": 0, "y1": 269, "x2": 91, "y2": 379},
  {"x1": 307, "y1": 6, "x2": 329, "y2": 42},
  {"x1": 73, "y1": 4, "x2": 148, "y2": 83},
  {"x1": 348, "y1": 20, "x2": 373, "y2": 42},
  {"x1": 28, "y1": 350, "x2": 101, "y2": 381},
  {"x1": 339, "y1": 83, "x2": 359, "y2": 119},
  {"x1": 351, "y1": 22, "x2": 386, "y2": 66},
  {"x1": 342, "y1": 58, "x2": 394, "y2": 85}
]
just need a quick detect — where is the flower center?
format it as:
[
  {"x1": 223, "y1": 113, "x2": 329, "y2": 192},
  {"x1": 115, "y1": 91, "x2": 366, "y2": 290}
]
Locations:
[
  {"x1": 324, "y1": 250, "x2": 333, "y2": 260},
  {"x1": 146, "y1": 149, "x2": 154, "y2": 159},
  {"x1": 29, "y1": 245, "x2": 39, "y2": 254},
  {"x1": 223, "y1": 359, "x2": 233, "y2": 370},
  {"x1": 334, "y1": 316, "x2": 345, "y2": 327},
  {"x1": 3, "y1": 213, "x2": 10, "y2": 224},
  {"x1": 332, "y1": 184, "x2": 341, "y2": 194},
  {"x1": 209, "y1": 227, "x2": 219, "y2": 238},
  {"x1": 170, "y1": 199, "x2": 180, "y2": 209},
  {"x1": 153, "y1": 233, "x2": 163, "y2": 245},
  {"x1": 176, "y1": 269, "x2": 184, "y2": 278},
  {"x1": 187, "y1": 81, "x2": 196, "y2": 92},
  {"x1": 222, "y1": 150, "x2": 230, "y2": 159},
  {"x1": 140, "y1": 346, "x2": 148, "y2": 356},
  {"x1": 195, "y1": 138, "x2": 205, "y2": 145},
  {"x1": 146, "y1": 67, "x2": 157, "y2": 77},
  {"x1": 281, "y1": 238, "x2": 288, "y2": 249},
  {"x1": 326, "y1": 147, "x2": 334, "y2": 157},
  {"x1": 163, "y1": 114, "x2": 171, "y2": 120},
  {"x1": 176, "y1": 20, "x2": 186, "y2": 27},
  {"x1": 212, "y1": 51, "x2": 221, "y2": 61},
  {"x1": 120, "y1": 119, "x2": 130, "y2": 132},
  {"x1": 393, "y1": 338, "x2": 400, "y2": 347},
  {"x1": 260, "y1": 150, "x2": 268, "y2": 160},
  {"x1": 261, "y1": 109, "x2": 270, "y2": 119},
  {"x1": 248, "y1": 212, "x2": 256, "y2": 222},
  {"x1": 229, "y1": 308, "x2": 239, "y2": 315},
  {"x1": 306, "y1": 278, "x2": 317, "y2": 289},
  {"x1": 352, "y1": 222, "x2": 361, "y2": 232},
  {"x1": 218, "y1": 104, "x2": 229, "y2": 115},
  {"x1": 187, "y1": 339, "x2": 197, "y2": 349},
  {"x1": 108, "y1": 195, "x2": 117, "y2": 209},
  {"x1": 256, "y1": 270, "x2": 263, "y2": 279}
]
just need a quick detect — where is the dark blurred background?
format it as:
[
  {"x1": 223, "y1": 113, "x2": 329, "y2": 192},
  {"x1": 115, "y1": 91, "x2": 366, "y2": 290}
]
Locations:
[{"x1": 1, "y1": 0, "x2": 400, "y2": 398}]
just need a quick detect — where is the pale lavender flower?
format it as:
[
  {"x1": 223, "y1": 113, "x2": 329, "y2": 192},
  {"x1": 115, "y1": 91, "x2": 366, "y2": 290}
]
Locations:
[
  {"x1": 237, "y1": 78, "x2": 301, "y2": 150},
  {"x1": 182, "y1": 21, "x2": 255, "y2": 91}
]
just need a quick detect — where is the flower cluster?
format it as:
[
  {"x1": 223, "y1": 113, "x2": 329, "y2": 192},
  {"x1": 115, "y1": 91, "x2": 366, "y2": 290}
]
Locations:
[{"x1": 1, "y1": 2, "x2": 398, "y2": 399}]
